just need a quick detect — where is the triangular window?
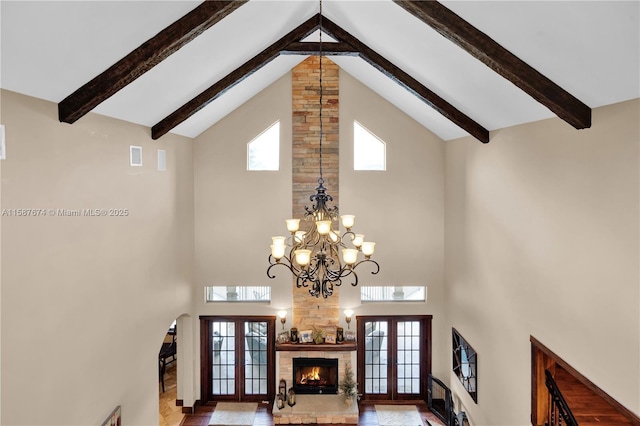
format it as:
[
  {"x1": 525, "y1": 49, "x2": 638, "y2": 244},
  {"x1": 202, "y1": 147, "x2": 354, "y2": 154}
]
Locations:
[
  {"x1": 247, "y1": 121, "x2": 279, "y2": 171},
  {"x1": 354, "y1": 121, "x2": 386, "y2": 171}
]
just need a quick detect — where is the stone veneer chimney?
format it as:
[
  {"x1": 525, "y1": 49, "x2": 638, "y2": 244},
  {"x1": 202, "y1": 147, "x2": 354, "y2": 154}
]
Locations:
[{"x1": 291, "y1": 56, "x2": 340, "y2": 329}]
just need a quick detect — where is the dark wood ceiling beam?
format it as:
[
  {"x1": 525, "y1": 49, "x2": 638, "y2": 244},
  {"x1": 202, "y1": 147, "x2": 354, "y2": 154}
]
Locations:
[
  {"x1": 280, "y1": 42, "x2": 359, "y2": 56},
  {"x1": 152, "y1": 15, "x2": 320, "y2": 140},
  {"x1": 320, "y1": 17, "x2": 490, "y2": 143},
  {"x1": 58, "y1": 0, "x2": 247, "y2": 124},
  {"x1": 152, "y1": 12, "x2": 489, "y2": 142},
  {"x1": 394, "y1": 0, "x2": 591, "y2": 130}
]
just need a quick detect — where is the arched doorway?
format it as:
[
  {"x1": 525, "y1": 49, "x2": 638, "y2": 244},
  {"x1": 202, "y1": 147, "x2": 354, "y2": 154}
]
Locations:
[{"x1": 159, "y1": 314, "x2": 194, "y2": 426}]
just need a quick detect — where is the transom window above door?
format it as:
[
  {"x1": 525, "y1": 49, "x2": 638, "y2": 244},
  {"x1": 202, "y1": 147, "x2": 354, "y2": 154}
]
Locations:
[
  {"x1": 205, "y1": 286, "x2": 271, "y2": 302},
  {"x1": 361, "y1": 286, "x2": 425, "y2": 302}
]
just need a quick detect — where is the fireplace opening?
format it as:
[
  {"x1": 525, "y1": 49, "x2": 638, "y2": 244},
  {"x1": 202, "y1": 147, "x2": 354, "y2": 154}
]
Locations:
[{"x1": 292, "y1": 358, "x2": 338, "y2": 394}]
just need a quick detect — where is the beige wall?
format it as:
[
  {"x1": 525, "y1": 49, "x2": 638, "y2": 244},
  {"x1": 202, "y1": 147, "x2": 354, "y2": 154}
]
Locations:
[
  {"x1": 338, "y1": 71, "x2": 447, "y2": 377},
  {"x1": 445, "y1": 99, "x2": 640, "y2": 424},
  {"x1": 192, "y1": 71, "x2": 447, "y2": 387},
  {"x1": 193, "y1": 73, "x2": 294, "y2": 312},
  {"x1": 0, "y1": 90, "x2": 194, "y2": 426},
  {"x1": 192, "y1": 73, "x2": 295, "y2": 396},
  {"x1": 2, "y1": 73, "x2": 637, "y2": 426}
]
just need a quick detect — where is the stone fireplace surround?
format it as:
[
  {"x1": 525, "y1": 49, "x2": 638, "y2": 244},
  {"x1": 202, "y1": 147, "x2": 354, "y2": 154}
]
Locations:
[
  {"x1": 276, "y1": 348, "x2": 356, "y2": 392},
  {"x1": 274, "y1": 346, "x2": 357, "y2": 424}
]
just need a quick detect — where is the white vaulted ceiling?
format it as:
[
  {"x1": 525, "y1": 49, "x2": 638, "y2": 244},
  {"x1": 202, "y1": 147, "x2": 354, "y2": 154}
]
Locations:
[{"x1": 1, "y1": 1, "x2": 638, "y2": 142}]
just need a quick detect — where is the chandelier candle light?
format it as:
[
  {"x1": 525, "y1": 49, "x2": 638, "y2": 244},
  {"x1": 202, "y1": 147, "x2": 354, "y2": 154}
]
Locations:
[{"x1": 267, "y1": 2, "x2": 379, "y2": 299}]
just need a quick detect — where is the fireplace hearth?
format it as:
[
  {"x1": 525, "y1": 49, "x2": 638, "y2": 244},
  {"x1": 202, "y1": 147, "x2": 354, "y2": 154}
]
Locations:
[{"x1": 293, "y1": 357, "x2": 338, "y2": 394}]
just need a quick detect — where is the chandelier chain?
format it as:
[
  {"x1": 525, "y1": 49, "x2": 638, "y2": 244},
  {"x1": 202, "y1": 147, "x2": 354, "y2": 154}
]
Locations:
[
  {"x1": 319, "y1": 0, "x2": 323, "y2": 182},
  {"x1": 266, "y1": 0, "x2": 380, "y2": 299}
]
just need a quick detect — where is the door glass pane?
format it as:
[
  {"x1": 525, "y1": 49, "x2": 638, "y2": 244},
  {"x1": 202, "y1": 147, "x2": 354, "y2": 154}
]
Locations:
[
  {"x1": 244, "y1": 321, "x2": 268, "y2": 395},
  {"x1": 211, "y1": 321, "x2": 235, "y2": 395},
  {"x1": 364, "y1": 320, "x2": 388, "y2": 394},
  {"x1": 396, "y1": 320, "x2": 420, "y2": 394}
]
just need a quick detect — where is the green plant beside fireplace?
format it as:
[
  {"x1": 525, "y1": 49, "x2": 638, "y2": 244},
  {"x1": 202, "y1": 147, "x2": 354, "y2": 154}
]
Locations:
[{"x1": 339, "y1": 361, "x2": 358, "y2": 398}]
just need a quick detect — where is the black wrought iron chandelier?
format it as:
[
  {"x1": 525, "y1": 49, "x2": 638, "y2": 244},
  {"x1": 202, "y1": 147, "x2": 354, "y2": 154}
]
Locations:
[{"x1": 267, "y1": 2, "x2": 379, "y2": 299}]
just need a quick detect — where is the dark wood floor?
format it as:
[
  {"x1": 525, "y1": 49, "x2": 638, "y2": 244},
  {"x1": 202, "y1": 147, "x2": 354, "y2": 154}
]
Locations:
[{"x1": 180, "y1": 401, "x2": 443, "y2": 426}]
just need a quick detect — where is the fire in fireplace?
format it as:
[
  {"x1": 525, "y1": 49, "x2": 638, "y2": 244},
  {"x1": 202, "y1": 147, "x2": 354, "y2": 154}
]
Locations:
[{"x1": 292, "y1": 358, "x2": 338, "y2": 394}]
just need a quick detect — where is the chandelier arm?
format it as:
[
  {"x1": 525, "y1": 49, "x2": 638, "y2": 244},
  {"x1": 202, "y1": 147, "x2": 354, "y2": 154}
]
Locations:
[
  {"x1": 266, "y1": 263, "x2": 279, "y2": 279},
  {"x1": 325, "y1": 264, "x2": 344, "y2": 281},
  {"x1": 336, "y1": 264, "x2": 355, "y2": 278},
  {"x1": 318, "y1": 257, "x2": 330, "y2": 278},
  {"x1": 306, "y1": 230, "x2": 322, "y2": 247},
  {"x1": 352, "y1": 259, "x2": 381, "y2": 275},
  {"x1": 334, "y1": 267, "x2": 358, "y2": 287},
  {"x1": 342, "y1": 230, "x2": 356, "y2": 243},
  {"x1": 288, "y1": 234, "x2": 303, "y2": 247},
  {"x1": 296, "y1": 274, "x2": 309, "y2": 289},
  {"x1": 349, "y1": 270, "x2": 359, "y2": 287},
  {"x1": 327, "y1": 240, "x2": 341, "y2": 260},
  {"x1": 322, "y1": 279, "x2": 334, "y2": 298},
  {"x1": 275, "y1": 252, "x2": 299, "y2": 270},
  {"x1": 297, "y1": 274, "x2": 311, "y2": 290},
  {"x1": 321, "y1": 258, "x2": 337, "y2": 275},
  {"x1": 306, "y1": 258, "x2": 321, "y2": 277},
  {"x1": 309, "y1": 279, "x2": 321, "y2": 297},
  {"x1": 267, "y1": 256, "x2": 300, "y2": 279},
  {"x1": 324, "y1": 257, "x2": 347, "y2": 285}
]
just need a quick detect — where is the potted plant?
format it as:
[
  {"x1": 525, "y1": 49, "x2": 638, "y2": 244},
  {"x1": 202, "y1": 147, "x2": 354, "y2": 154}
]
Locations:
[{"x1": 338, "y1": 361, "x2": 358, "y2": 406}]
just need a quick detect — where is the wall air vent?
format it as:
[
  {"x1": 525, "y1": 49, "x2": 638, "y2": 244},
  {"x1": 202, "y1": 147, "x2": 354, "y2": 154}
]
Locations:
[
  {"x1": 0, "y1": 124, "x2": 6, "y2": 160},
  {"x1": 130, "y1": 146, "x2": 142, "y2": 166},
  {"x1": 157, "y1": 149, "x2": 166, "y2": 171}
]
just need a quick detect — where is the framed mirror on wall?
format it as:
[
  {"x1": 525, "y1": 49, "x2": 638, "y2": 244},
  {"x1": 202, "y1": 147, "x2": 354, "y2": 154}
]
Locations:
[{"x1": 452, "y1": 328, "x2": 477, "y2": 403}]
